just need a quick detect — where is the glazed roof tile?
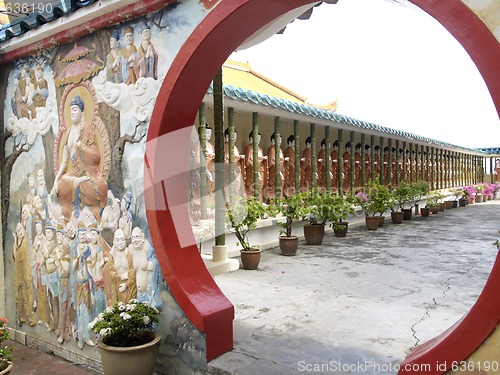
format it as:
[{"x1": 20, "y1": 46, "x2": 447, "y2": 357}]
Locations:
[
  {"x1": 0, "y1": 0, "x2": 99, "y2": 43},
  {"x1": 477, "y1": 147, "x2": 500, "y2": 155}
]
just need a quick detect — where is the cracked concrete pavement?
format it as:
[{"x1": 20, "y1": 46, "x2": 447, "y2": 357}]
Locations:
[{"x1": 209, "y1": 200, "x2": 500, "y2": 375}]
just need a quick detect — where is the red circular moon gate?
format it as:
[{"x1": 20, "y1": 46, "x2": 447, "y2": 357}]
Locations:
[{"x1": 145, "y1": 0, "x2": 500, "y2": 370}]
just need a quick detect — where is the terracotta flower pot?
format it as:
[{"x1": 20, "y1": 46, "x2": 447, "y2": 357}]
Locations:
[
  {"x1": 279, "y1": 236, "x2": 299, "y2": 256},
  {"x1": 365, "y1": 217, "x2": 379, "y2": 230},
  {"x1": 429, "y1": 206, "x2": 439, "y2": 214},
  {"x1": 240, "y1": 249, "x2": 261, "y2": 270},
  {"x1": 303, "y1": 224, "x2": 325, "y2": 245},
  {"x1": 420, "y1": 207, "x2": 430, "y2": 217},
  {"x1": 98, "y1": 332, "x2": 160, "y2": 375},
  {"x1": 333, "y1": 222, "x2": 349, "y2": 237},
  {"x1": 402, "y1": 208, "x2": 412, "y2": 220},
  {"x1": 391, "y1": 211, "x2": 404, "y2": 224}
]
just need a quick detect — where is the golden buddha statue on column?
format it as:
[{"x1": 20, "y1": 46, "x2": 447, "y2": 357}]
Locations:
[
  {"x1": 244, "y1": 131, "x2": 267, "y2": 201},
  {"x1": 283, "y1": 135, "x2": 295, "y2": 197},
  {"x1": 300, "y1": 137, "x2": 312, "y2": 192},
  {"x1": 265, "y1": 132, "x2": 285, "y2": 202},
  {"x1": 330, "y1": 140, "x2": 339, "y2": 191},
  {"x1": 342, "y1": 142, "x2": 351, "y2": 193}
]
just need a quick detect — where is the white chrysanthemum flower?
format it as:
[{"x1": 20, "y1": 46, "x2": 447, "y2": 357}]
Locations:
[
  {"x1": 123, "y1": 313, "x2": 132, "y2": 320},
  {"x1": 105, "y1": 306, "x2": 114, "y2": 313},
  {"x1": 143, "y1": 316, "x2": 151, "y2": 325},
  {"x1": 118, "y1": 302, "x2": 126, "y2": 311}
]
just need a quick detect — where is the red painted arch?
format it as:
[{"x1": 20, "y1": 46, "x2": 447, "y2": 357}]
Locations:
[{"x1": 145, "y1": 0, "x2": 500, "y2": 366}]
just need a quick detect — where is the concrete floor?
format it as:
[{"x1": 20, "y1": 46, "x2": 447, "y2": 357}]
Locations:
[{"x1": 209, "y1": 200, "x2": 500, "y2": 375}]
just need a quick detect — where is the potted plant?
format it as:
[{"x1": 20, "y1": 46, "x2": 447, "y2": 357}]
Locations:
[
  {"x1": 300, "y1": 189, "x2": 354, "y2": 243},
  {"x1": 369, "y1": 180, "x2": 394, "y2": 227},
  {"x1": 226, "y1": 197, "x2": 267, "y2": 269},
  {"x1": 0, "y1": 318, "x2": 14, "y2": 375},
  {"x1": 392, "y1": 180, "x2": 414, "y2": 220},
  {"x1": 460, "y1": 185, "x2": 474, "y2": 206},
  {"x1": 474, "y1": 183, "x2": 486, "y2": 203},
  {"x1": 483, "y1": 184, "x2": 494, "y2": 200},
  {"x1": 354, "y1": 192, "x2": 378, "y2": 230},
  {"x1": 89, "y1": 300, "x2": 160, "y2": 375},
  {"x1": 412, "y1": 180, "x2": 430, "y2": 214},
  {"x1": 450, "y1": 187, "x2": 463, "y2": 208},
  {"x1": 466, "y1": 185, "x2": 477, "y2": 204},
  {"x1": 355, "y1": 180, "x2": 392, "y2": 230},
  {"x1": 426, "y1": 192, "x2": 443, "y2": 214},
  {"x1": 420, "y1": 205, "x2": 430, "y2": 217},
  {"x1": 328, "y1": 193, "x2": 356, "y2": 237},
  {"x1": 489, "y1": 183, "x2": 500, "y2": 200},
  {"x1": 301, "y1": 189, "x2": 328, "y2": 245},
  {"x1": 269, "y1": 194, "x2": 307, "y2": 256}
]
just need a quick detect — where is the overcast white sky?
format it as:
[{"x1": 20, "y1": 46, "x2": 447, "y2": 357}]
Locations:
[{"x1": 229, "y1": 0, "x2": 500, "y2": 149}]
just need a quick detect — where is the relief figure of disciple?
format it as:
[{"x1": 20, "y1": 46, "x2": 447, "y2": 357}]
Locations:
[
  {"x1": 106, "y1": 31, "x2": 123, "y2": 83},
  {"x1": 120, "y1": 26, "x2": 138, "y2": 85},
  {"x1": 136, "y1": 24, "x2": 158, "y2": 79},
  {"x1": 72, "y1": 223, "x2": 95, "y2": 349},
  {"x1": 13, "y1": 222, "x2": 36, "y2": 327},
  {"x1": 109, "y1": 228, "x2": 137, "y2": 304},
  {"x1": 54, "y1": 224, "x2": 71, "y2": 344},
  {"x1": 129, "y1": 227, "x2": 162, "y2": 310}
]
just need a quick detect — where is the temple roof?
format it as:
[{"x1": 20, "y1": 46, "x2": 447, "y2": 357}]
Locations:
[
  {"x1": 222, "y1": 60, "x2": 308, "y2": 105},
  {"x1": 207, "y1": 82, "x2": 486, "y2": 154},
  {"x1": 0, "y1": 0, "x2": 99, "y2": 43},
  {"x1": 223, "y1": 60, "x2": 338, "y2": 111},
  {"x1": 477, "y1": 147, "x2": 500, "y2": 155}
]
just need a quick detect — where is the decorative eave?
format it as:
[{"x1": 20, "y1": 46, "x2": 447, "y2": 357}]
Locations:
[
  {"x1": 207, "y1": 83, "x2": 488, "y2": 155},
  {"x1": 476, "y1": 147, "x2": 500, "y2": 156},
  {"x1": 0, "y1": 0, "x2": 178, "y2": 63}
]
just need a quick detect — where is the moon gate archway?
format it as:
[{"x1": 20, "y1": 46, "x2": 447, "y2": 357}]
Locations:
[{"x1": 145, "y1": 0, "x2": 500, "y2": 369}]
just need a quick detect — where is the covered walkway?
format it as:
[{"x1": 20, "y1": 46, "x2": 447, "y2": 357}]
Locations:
[{"x1": 209, "y1": 200, "x2": 500, "y2": 374}]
